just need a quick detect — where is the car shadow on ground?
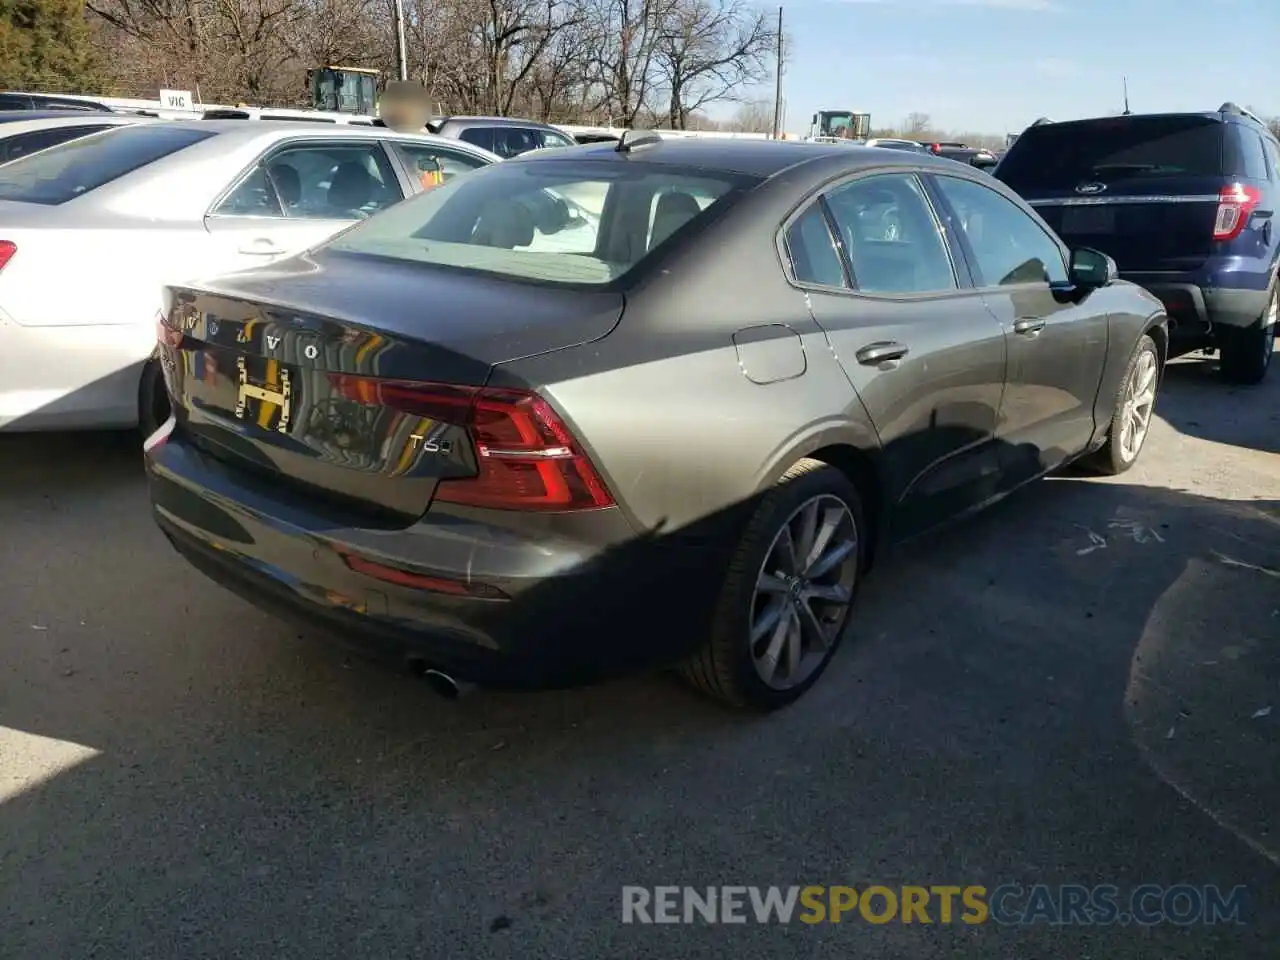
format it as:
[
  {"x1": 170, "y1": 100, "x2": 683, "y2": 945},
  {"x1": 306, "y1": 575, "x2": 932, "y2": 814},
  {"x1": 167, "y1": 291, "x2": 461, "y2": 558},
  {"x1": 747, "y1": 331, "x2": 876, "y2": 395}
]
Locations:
[
  {"x1": 1, "y1": 425, "x2": 1277, "y2": 958},
  {"x1": 1156, "y1": 349, "x2": 1280, "y2": 455}
]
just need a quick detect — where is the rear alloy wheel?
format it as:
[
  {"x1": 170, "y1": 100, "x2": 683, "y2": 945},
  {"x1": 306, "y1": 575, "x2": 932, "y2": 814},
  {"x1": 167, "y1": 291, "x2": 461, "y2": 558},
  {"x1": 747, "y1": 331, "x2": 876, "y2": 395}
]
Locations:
[
  {"x1": 1218, "y1": 284, "x2": 1276, "y2": 385},
  {"x1": 1089, "y1": 334, "x2": 1160, "y2": 476},
  {"x1": 680, "y1": 458, "x2": 864, "y2": 710}
]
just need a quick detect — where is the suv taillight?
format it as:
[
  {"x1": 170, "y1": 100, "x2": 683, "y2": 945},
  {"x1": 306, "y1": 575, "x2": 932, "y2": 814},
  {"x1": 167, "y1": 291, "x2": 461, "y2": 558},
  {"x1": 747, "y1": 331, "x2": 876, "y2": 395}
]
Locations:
[
  {"x1": 928, "y1": 143, "x2": 941, "y2": 154},
  {"x1": 0, "y1": 241, "x2": 16, "y2": 271},
  {"x1": 1212, "y1": 184, "x2": 1262, "y2": 241},
  {"x1": 327, "y1": 376, "x2": 615, "y2": 512}
]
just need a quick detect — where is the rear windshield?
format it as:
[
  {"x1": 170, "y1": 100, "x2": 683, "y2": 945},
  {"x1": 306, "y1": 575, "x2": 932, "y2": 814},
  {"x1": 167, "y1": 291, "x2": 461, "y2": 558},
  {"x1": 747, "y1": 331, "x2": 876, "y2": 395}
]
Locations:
[
  {"x1": 325, "y1": 159, "x2": 757, "y2": 287},
  {"x1": 996, "y1": 116, "x2": 1225, "y2": 192},
  {"x1": 0, "y1": 124, "x2": 215, "y2": 205}
]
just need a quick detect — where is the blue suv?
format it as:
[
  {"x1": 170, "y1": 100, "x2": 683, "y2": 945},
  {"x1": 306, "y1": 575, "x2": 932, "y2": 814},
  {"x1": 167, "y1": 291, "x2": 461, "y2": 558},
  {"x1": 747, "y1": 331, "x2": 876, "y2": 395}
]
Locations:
[{"x1": 995, "y1": 103, "x2": 1279, "y2": 383}]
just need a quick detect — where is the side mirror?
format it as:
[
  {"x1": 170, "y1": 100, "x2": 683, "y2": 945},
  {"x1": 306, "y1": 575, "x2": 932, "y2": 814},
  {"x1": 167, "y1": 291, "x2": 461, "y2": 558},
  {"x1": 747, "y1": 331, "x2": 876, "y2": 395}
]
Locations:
[{"x1": 1069, "y1": 247, "x2": 1118, "y2": 290}]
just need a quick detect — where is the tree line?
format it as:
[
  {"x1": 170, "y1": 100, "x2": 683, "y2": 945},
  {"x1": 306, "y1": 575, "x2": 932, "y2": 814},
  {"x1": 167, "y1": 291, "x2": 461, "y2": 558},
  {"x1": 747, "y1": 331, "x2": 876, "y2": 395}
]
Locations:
[{"x1": 2, "y1": 0, "x2": 779, "y2": 129}]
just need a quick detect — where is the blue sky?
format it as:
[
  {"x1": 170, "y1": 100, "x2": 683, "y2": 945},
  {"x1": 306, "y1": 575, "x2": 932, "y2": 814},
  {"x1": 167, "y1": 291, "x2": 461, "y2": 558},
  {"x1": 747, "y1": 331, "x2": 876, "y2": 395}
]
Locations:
[{"x1": 742, "y1": 0, "x2": 1280, "y2": 135}]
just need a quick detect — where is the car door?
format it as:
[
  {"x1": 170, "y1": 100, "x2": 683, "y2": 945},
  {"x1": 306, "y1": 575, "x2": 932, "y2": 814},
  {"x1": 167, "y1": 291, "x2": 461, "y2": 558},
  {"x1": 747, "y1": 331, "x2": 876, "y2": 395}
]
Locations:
[
  {"x1": 927, "y1": 172, "x2": 1110, "y2": 482},
  {"x1": 385, "y1": 140, "x2": 490, "y2": 193},
  {"x1": 786, "y1": 170, "x2": 1009, "y2": 538},
  {"x1": 202, "y1": 139, "x2": 405, "y2": 271}
]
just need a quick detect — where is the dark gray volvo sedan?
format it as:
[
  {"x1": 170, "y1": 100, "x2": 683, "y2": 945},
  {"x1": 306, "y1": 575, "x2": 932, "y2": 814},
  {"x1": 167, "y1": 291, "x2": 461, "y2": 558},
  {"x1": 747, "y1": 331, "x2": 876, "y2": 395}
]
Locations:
[{"x1": 145, "y1": 137, "x2": 1168, "y2": 711}]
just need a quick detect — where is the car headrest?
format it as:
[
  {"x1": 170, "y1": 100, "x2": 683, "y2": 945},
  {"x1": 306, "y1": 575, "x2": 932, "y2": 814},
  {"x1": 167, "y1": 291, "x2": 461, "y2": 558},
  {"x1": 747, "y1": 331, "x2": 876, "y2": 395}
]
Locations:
[
  {"x1": 328, "y1": 162, "x2": 375, "y2": 211},
  {"x1": 649, "y1": 191, "x2": 703, "y2": 250},
  {"x1": 473, "y1": 201, "x2": 535, "y2": 249}
]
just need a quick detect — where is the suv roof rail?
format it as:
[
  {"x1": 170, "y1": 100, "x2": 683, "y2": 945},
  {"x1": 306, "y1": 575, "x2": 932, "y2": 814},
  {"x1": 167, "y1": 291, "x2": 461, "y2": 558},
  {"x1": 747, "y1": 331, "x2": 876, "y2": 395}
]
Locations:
[
  {"x1": 1217, "y1": 101, "x2": 1265, "y2": 126},
  {"x1": 1028, "y1": 117, "x2": 1054, "y2": 127}
]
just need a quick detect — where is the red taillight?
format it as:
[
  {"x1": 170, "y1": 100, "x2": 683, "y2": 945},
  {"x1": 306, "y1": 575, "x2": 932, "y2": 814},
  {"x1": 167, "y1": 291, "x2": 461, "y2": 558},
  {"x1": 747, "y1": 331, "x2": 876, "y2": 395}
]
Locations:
[
  {"x1": 0, "y1": 240, "x2": 17, "y2": 271},
  {"x1": 327, "y1": 376, "x2": 615, "y2": 512},
  {"x1": 929, "y1": 143, "x2": 941, "y2": 154},
  {"x1": 1212, "y1": 183, "x2": 1262, "y2": 241}
]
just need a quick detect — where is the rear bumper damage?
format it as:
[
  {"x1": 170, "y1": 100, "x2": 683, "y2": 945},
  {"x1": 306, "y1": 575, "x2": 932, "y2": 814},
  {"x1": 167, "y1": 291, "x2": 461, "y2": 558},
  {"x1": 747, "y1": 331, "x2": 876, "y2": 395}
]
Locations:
[{"x1": 146, "y1": 435, "x2": 728, "y2": 687}]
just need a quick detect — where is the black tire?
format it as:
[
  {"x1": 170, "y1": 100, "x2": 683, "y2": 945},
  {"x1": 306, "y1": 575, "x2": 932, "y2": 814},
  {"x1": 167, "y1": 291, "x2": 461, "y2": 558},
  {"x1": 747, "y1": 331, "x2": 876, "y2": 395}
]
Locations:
[
  {"x1": 679, "y1": 458, "x2": 866, "y2": 711},
  {"x1": 1218, "y1": 283, "x2": 1277, "y2": 386},
  {"x1": 137, "y1": 357, "x2": 171, "y2": 440},
  {"x1": 1087, "y1": 333, "x2": 1161, "y2": 476}
]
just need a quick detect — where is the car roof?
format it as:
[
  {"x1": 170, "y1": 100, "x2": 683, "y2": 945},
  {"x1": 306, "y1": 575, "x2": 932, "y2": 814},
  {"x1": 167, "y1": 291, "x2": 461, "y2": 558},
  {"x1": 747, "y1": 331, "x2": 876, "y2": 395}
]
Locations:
[
  {"x1": 1024, "y1": 111, "x2": 1233, "y2": 131},
  {"x1": 0, "y1": 114, "x2": 150, "y2": 135},
  {"x1": 509, "y1": 136, "x2": 963, "y2": 178},
  {"x1": 0, "y1": 108, "x2": 125, "y2": 125},
  {"x1": 131, "y1": 119, "x2": 501, "y2": 153},
  {"x1": 436, "y1": 116, "x2": 565, "y2": 130}
]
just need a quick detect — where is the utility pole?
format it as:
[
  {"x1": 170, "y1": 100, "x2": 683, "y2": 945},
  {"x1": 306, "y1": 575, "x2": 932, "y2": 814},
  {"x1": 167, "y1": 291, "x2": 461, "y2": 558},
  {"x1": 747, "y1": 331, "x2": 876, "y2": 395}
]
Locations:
[
  {"x1": 393, "y1": 0, "x2": 409, "y2": 82},
  {"x1": 771, "y1": 6, "x2": 784, "y2": 138},
  {"x1": 1122, "y1": 76, "x2": 1131, "y2": 115}
]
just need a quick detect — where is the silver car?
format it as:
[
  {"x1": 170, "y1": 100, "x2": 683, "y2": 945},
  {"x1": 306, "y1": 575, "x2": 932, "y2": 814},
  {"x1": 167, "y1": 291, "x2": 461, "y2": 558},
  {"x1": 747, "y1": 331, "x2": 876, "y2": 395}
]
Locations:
[{"x1": 0, "y1": 120, "x2": 498, "y2": 434}]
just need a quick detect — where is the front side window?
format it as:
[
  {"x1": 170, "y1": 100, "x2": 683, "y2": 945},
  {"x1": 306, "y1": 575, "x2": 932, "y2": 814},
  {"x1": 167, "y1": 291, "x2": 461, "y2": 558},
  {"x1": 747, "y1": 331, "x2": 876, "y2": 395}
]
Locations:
[
  {"x1": 822, "y1": 173, "x2": 957, "y2": 295},
  {"x1": 391, "y1": 142, "x2": 489, "y2": 192},
  {"x1": 932, "y1": 175, "x2": 1067, "y2": 287},
  {"x1": 214, "y1": 142, "x2": 403, "y2": 220},
  {"x1": 325, "y1": 160, "x2": 754, "y2": 286},
  {"x1": 0, "y1": 124, "x2": 216, "y2": 205}
]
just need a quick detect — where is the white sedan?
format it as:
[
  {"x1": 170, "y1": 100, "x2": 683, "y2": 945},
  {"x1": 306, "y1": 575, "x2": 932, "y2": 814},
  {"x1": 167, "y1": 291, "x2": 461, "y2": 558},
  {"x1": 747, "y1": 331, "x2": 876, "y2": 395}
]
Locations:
[{"x1": 0, "y1": 120, "x2": 499, "y2": 434}]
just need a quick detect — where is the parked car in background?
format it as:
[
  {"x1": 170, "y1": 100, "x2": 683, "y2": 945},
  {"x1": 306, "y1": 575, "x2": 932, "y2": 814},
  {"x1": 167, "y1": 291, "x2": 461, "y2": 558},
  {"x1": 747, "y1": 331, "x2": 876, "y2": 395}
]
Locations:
[
  {"x1": 0, "y1": 113, "x2": 152, "y2": 164},
  {"x1": 145, "y1": 139, "x2": 1167, "y2": 712},
  {"x1": 428, "y1": 116, "x2": 579, "y2": 157},
  {"x1": 864, "y1": 138, "x2": 929, "y2": 154},
  {"x1": 995, "y1": 102, "x2": 1279, "y2": 383},
  {"x1": 0, "y1": 121, "x2": 498, "y2": 435},
  {"x1": 920, "y1": 141, "x2": 999, "y2": 169},
  {"x1": 0, "y1": 91, "x2": 114, "y2": 113}
]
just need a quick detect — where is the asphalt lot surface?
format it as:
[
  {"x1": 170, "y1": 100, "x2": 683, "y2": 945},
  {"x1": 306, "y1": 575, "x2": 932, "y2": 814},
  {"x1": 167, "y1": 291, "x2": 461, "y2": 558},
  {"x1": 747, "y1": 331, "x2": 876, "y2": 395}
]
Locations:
[{"x1": 2, "y1": 351, "x2": 1278, "y2": 959}]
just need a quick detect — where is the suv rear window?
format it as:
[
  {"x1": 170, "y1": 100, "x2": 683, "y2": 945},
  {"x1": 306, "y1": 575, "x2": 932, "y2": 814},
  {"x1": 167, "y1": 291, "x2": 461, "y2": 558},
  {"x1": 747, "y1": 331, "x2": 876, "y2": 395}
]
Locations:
[
  {"x1": 996, "y1": 116, "x2": 1225, "y2": 192},
  {"x1": 0, "y1": 124, "x2": 215, "y2": 205},
  {"x1": 325, "y1": 159, "x2": 756, "y2": 286}
]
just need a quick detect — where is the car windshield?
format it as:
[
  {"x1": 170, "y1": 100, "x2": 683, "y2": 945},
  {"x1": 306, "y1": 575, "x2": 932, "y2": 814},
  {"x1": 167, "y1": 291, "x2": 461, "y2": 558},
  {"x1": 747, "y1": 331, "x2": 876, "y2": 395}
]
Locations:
[
  {"x1": 0, "y1": 124, "x2": 215, "y2": 205},
  {"x1": 324, "y1": 159, "x2": 756, "y2": 286},
  {"x1": 997, "y1": 116, "x2": 1225, "y2": 191}
]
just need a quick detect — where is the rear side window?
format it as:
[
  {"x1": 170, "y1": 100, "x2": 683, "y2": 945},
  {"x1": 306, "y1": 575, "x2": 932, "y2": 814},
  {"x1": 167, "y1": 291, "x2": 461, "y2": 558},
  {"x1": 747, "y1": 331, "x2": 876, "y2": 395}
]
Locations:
[
  {"x1": 0, "y1": 125, "x2": 215, "y2": 205},
  {"x1": 325, "y1": 160, "x2": 755, "y2": 287},
  {"x1": 996, "y1": 117, "x2": 1225, "y2": 192},
  {"x1": 462, "y1": 126, "x2": 566, "y2": 158},
  {"x1": 785, "y1": 204, "x2": 846, "y2": 287},
  {"x1": 822, "y1": 173, "x2": 957, "y2": 295},
  {"x1": 1236, "y1": 131, "x2": 1269, "y2": 180},
  {"x1": 457, "y1": 127, "x2": 494, "y2": 152}
]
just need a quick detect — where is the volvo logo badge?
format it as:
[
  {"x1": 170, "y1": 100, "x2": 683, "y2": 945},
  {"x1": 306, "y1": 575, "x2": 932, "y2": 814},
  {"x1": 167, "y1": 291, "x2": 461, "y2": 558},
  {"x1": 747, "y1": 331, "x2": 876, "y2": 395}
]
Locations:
[{"x1": 1075, "y1": 182, "x2": 1107, "y2": 195}]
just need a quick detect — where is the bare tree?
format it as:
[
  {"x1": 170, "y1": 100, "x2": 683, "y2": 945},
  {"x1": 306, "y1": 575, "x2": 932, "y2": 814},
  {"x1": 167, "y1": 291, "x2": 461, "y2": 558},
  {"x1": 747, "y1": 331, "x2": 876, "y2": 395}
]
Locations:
[
  {"x1": 726, "y1": 97, "x2": 770, "y2": 132},
  {"x1": 655, "y1": 0, "x2": 773, "y2": 129},
  {"x1": 903, "y1": 111, "x2": 930, "y2": 136}
]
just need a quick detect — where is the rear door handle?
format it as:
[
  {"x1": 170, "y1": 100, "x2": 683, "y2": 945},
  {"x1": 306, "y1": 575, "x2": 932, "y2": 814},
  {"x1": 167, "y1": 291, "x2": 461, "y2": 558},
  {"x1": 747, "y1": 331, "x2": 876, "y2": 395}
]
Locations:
[
  {"x1": 855, "y1": 341, "x2": 909, "y2": 365},
  {"x1": 238, "y1": 237, "x2": 282, "y2": 256},
  {"x1": 1013, "y1": 317, "x2": 1046, "y2": 335}
]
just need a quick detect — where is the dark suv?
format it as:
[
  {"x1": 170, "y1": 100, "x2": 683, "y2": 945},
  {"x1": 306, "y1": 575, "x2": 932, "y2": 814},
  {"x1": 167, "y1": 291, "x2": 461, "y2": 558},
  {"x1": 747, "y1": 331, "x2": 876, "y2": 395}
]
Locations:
[{"x1": 994, "y1": 104, "x2": 1279, "y2": 383}]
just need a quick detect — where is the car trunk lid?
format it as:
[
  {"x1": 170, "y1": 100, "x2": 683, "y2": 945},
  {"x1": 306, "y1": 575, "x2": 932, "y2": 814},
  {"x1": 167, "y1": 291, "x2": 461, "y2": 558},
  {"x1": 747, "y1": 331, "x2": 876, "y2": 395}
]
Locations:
[{"x1": 159, "y1": 250, "x2": 624, "y2": 524}]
